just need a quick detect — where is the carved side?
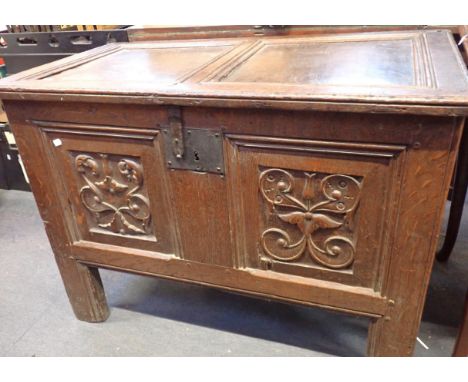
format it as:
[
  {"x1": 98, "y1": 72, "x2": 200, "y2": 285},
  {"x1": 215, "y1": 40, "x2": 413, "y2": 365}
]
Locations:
[
  {"x1": 259, "y1": 168, "x2": 362, "y2": 270},
  {"x1": 73, "y1": 152, "x2": 152, "y2": 237}
]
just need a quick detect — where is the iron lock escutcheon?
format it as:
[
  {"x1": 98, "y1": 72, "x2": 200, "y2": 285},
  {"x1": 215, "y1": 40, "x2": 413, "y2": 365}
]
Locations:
[{"x1": 162, "y1": 107, "x2": 225, "y2": 175}]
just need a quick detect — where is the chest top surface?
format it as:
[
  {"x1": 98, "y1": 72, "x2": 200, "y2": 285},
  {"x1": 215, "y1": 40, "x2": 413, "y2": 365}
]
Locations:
[{"x1": 0, "y1": 30, "x2": 468, "y2": 114}]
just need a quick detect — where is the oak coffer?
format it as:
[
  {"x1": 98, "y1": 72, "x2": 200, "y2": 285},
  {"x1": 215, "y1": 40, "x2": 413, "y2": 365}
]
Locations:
[{"x1": 1, "y1": 30, "x2": 467, "y2": 356}]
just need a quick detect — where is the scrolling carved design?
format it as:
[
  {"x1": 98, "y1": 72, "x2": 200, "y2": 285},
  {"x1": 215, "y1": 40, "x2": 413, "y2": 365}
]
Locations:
[
  {"x1": 259, "y1": 168, "x2": 362, "y2": 269},
  {"x1": 74, "y1": 153, "x2": 152, "y2": 236}
]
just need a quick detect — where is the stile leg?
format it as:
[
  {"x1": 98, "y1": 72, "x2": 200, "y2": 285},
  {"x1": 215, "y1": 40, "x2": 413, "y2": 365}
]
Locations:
[
  {"x1": 2, "y1": 118, "x2": 110, "y2": 322},
  {"x1": 54, "y1": 255, "x2": 110, "y2": 322},
  {"x1": 366, "y1": 120, "x2": 466, "y2": 356},
  {"x1": 367, "y1": 316, "x2": 416, "y2": 356},
  {"x1": 436, "y1": 124, "x2": 468, "y2": 262}
]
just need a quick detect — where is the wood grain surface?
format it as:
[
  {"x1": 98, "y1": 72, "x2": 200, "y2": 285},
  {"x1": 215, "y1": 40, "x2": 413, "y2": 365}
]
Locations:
[
  {"x1": 1, "y1": 30, "x2": 467, "y2": 356},
  {"x1": 0, "y1": 31, "x2": 467, "y2": 114}
]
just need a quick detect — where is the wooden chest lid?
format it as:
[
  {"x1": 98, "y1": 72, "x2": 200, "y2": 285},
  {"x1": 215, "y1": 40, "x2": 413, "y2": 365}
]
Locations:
[{"x1": 1, "y1": 30, "x2": 468, "y2": 115}]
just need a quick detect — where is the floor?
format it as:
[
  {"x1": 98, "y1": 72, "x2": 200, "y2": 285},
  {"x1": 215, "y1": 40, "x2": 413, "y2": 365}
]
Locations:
[{"x1": 0, "y1": 189, "x2": 466, "y2": 356}]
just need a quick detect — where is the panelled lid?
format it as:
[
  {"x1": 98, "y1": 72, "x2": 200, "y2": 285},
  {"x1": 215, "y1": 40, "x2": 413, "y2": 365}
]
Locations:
[{"x1": 1, "y1": 30, "x2": 468, "y2": 115}]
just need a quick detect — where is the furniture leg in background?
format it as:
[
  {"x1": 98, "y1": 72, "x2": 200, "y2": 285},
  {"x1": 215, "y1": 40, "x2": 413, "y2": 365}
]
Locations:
[{"x1": 437, "y1": 123, "x2": 468, "y2": 262}]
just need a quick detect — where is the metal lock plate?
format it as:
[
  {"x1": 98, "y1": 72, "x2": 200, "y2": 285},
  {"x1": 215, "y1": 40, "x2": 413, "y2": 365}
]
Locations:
[{"x1": 162, "y1": 125, "x2": 224, "y2": 175}]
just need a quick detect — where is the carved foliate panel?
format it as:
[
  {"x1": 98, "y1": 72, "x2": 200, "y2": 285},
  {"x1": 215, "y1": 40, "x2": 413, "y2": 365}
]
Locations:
[
  {"x1": 226, "y1": 134, "x2": 406, "y2": 287},
  {"x1": 72, "y1": 152, "x2": 153, "y2": 237},
  {"x1": 259, "y1": 168, "x2": 362, "y2": 270}
]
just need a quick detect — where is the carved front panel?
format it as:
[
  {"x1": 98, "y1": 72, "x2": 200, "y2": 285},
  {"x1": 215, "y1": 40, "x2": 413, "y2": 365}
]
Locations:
[
  {"x1": 40, "y1": 122, "x2": 176, "y2": 254},
  {"x1": 226, "y1": 134, "x2": 406, "y2": 289},
  {"x1": 73, "y1": 152, "x2": 152, "y2": 237},
  {"x1": 259, "y1": 168, "x2": 362, "y2": 271}
]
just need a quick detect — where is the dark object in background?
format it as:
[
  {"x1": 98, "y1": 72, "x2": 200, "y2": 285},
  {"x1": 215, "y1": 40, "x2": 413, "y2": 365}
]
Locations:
[
  {"x1": 0, "y1": 27, "x2": 128, "y2": 191},
  {"x1": 6, "y1": 25, "x2": 63, "y2": 33},
  {"x1": 0, "y1": 134, "x2": 7, "y2": 189},
  {"x1": 0, "y1": 29, "x2": 129, "y2": 75},
  {"x1": 5, "y1": 25, "x2": 128, "y2": 33},
  {"x1": 0, "y1": 123, "x2": 30, "y2": 191}
]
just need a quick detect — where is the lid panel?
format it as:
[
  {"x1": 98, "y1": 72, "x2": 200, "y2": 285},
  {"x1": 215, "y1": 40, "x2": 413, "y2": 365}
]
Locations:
[
  {"x1": 219, "y1": 39, "x2": 416, "y2": 87},
  {"x1": 0, "y1": 30, "x2": 467, "y2": 113},
  {"x1": 41, "y1": 45, "x2": 234, "y2": 84}
]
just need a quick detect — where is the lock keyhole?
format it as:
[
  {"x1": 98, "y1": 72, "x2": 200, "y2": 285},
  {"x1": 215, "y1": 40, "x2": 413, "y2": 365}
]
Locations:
[{"x1": 194, "y1": 150, "x2": 200, "y2": 161}]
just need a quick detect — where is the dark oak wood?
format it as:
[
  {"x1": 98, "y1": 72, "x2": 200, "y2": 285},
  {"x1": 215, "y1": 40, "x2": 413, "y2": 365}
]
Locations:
[
  {"x1": 0, "y1": 31, "x2": 467, "y2": 113},
  {"x1": 0, "y1": 30, "x2": 467, "y2": 356}
]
